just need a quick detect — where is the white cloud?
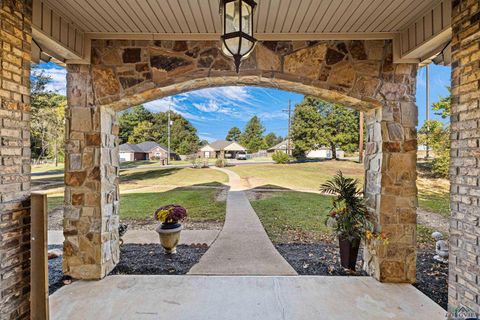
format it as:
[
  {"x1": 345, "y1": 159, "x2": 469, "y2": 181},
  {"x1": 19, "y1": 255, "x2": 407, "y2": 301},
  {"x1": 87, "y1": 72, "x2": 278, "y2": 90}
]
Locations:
[
  {"x1": 182, "y1": 86, "x2": 251, "y2": 103},
  {"x1": 192, "y1": 100, "x2": 233, "y2": 114},
  {"x1": 144, "y1": 96, "x2": 178, "y2": 112},
  {"x1": 34, "y1": 65, "x2": 67, "y2": 94}
]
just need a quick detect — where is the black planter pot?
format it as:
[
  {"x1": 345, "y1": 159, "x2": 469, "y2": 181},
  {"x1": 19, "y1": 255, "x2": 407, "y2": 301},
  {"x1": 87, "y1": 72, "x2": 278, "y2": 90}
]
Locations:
[
  {"x1": 160, "y1": 222, "x2": 181, "y2": 230},
  {"x1": 338, "y1": 237, "x2": 361, "y2": 270}
]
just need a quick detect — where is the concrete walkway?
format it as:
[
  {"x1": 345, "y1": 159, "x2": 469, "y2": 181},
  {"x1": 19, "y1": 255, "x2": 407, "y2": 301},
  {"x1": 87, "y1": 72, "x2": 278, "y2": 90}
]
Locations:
[
  {"x1": 189, "y1": 168, "x2": 296, "y2": 275},
  {"x1": 49, "y1": 275, "x2": 446, "y2": 320},
  {"x1": 48, "y1": 230, "x2": 219, "y2": 246}
]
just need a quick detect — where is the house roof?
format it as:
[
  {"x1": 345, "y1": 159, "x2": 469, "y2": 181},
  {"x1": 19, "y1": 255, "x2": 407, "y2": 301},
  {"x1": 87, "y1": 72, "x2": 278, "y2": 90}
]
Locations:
[
  {"x1": 136, "y1": 141, "x2": 169, "y2": 152},
  {"x1": 268, "y1": 139, "x2": 292, "y2": 151},
  {"x1": 119, "y1": 141, "x2": 171, "y2": 153},
  {"x1": 206, "y1": 140, "x2": 246, "y2": 151},
  {"x1": 119, "y1": 143, "x2": 143, "y2": 153}
]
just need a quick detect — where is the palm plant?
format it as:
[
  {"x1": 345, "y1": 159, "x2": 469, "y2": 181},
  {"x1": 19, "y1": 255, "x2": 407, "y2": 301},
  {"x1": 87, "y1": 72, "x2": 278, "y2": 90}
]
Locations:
[{"x1": 320, "y1": 171, "x2": 372, "y2": 241}]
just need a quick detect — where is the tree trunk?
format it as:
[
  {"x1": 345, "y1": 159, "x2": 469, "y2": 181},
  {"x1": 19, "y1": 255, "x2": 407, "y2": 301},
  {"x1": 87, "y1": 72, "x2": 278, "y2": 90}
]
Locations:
[{"x1": 331, "y1": 142, "x2": 337, "y2": 160}]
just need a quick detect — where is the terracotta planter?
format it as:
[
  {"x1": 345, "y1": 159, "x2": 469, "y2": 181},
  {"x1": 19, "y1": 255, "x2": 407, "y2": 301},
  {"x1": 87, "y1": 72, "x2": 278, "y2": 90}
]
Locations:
[
  {"x1": 338, "y1": 237, "x2": 360, "y2": 270},
  {"x1": 156, "y1": 223, "x2": 183, "y2": 254}
]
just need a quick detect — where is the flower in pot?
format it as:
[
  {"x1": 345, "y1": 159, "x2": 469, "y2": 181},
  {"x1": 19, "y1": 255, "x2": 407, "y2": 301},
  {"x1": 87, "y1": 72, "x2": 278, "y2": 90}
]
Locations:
[
  {"x1": 154, "y1": 204, "x2": 188, "y2": 254},
  {"x1": 320, "y1": 171, "x2": 373, "y2": 271}
]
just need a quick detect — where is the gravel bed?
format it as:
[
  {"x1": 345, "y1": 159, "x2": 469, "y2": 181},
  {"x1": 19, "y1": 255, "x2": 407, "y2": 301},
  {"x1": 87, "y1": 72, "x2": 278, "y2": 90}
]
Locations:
[
  {"x1": 110, "y1": 244, "x2": 207, "y2": 275},
  {"x1": 275, "y1": 243, "x2": 367, "y2": 276},
  {"x1": 276, "y1": 243, "x2": 448, "y2": 310},
  {"x1": 413, "y1": 251, "x2": 448, "y2": 310},
  {"x1": 48, "y1": 244, "x2": 206, "y2": 294},
  {"x1": 48, "y1": 245, "x2": 65, "y2": 295}
]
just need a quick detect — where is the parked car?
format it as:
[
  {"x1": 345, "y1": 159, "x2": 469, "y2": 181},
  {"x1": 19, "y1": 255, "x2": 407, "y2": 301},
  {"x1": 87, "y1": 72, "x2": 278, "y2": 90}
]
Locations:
[{"x1": 236, "y1": 152, "x2": 247, "y2": 160}]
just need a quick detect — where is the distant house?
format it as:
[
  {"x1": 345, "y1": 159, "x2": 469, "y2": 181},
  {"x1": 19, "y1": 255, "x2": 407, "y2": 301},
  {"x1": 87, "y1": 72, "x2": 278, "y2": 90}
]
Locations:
[
  {"x1": 267, "y1": 139, "x2": 291, "y2": 154},
  {"x1": 119, "y1": 141, "x2": 177, "y2": 162},
  {"x1": 267, "y1": 139, "x2": 345, "y2": 159},
  {"x1": 199, "y1": 140, "x2": 246, "y2": 159}
]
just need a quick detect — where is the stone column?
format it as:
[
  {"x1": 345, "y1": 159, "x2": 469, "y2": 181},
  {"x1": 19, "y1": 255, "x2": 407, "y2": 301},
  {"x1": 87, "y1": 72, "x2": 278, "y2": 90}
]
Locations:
[
  {"x1": 0, "y1": 1, "x2": 32, "y2": 318},
  {"x1": 363, "y1": 57, "x2": 418, "y2": 283},
  {"x1": 448, "y1": 0, "x2": 480, "y2": 315},
  {"x1": 63, "y1": 64, "x2": 120, "y2": 279}
]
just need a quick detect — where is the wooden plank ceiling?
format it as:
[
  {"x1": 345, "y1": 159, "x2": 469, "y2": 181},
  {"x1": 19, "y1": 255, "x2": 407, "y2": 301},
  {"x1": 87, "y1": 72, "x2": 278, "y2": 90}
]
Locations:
[{"x1": 42, "y1": 0, "x2": 440, "y2": 37}]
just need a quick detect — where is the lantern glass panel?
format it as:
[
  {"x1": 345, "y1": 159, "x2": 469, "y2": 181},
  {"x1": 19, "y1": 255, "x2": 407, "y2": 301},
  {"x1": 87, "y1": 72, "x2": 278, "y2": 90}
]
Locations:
[
  {"x1": 224, "y1": 1, "x2": 239, "y2": 33},
  {"x1": 240, "y1": 38, "x2": 254, "y2": 56},
  {"x1": 222, "y1": 37, "x2": 240, "y2": 56},
  {"x1": 241, "y1": 2, "x2": 252, "y2": 35}
]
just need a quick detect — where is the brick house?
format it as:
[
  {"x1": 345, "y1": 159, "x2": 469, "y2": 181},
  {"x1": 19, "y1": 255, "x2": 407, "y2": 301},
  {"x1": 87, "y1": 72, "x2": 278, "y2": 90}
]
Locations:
[
  {"x1": 119, "y1": 141, "x2": 177, "y2": 161},
  {"x1": 199, "y1": 140, "x2": 247, "y2": 159}
]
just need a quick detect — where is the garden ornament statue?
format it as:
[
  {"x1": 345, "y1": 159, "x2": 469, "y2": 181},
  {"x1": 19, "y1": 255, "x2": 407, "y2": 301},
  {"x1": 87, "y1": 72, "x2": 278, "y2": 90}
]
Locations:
[{"x1": 432, "y1": 231, "x2": 449, "y2": 263}]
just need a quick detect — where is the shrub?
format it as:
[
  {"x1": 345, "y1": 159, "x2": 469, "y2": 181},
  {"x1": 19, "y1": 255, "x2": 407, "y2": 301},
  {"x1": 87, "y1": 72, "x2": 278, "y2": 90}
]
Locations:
[
  {"x1": 272, "y1": 151, "x2": 290, "y2": 164},
  {"x1": 432, "y1": 150, "x2": 450, "y2": 178},
  {"x1": 215, "y1": 159, "x2": 228, "y2": 167}
]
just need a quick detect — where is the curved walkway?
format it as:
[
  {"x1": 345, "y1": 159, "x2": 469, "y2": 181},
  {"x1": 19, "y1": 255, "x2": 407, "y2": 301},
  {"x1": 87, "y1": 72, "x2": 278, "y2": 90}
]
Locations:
[{"x1": 189, "y1": 167, "x2": 297, "y2": 275}]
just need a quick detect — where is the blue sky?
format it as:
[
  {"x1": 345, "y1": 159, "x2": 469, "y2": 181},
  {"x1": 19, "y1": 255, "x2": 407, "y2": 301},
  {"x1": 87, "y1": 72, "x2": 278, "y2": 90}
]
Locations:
[{"x1": 37, "y1": 62, "x2": 450, "y2": 142}]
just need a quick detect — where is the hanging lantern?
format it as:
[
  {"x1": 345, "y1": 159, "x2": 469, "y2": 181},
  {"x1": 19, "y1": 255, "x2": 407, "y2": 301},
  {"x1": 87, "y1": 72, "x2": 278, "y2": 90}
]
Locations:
[{"x1": 220, "y1": 0, "x2": 257, "y2": 73}]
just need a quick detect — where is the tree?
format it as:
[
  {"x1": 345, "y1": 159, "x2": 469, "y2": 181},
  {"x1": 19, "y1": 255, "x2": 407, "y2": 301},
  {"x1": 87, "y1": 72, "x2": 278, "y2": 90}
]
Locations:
[
  {"x1": 291, "y1": 97, "x2": 359, "y2": 159},
  {"x1": 432, "y1": 87, "x2": 451, "y2": 119},
  {"x1": 239, "y1": 116, "x2": 266, "y2": 153},
  {"x1": 120, "y1": 108, "x2": 200, "y2": 155},
  {"x1": 30, "y1": 66, "x2": 66, "y2": 165},
  {"x1": 419, "y1": 89, "x2": 451, "y2": 177},
  {"x1": 264, "y1": 132, "x2": 282, "y2": 148},
  {"x1": 419, "y1": 120, "x2": 450, "y2": 177},
  {"x1": 128, "y1": 121, "x2": 156, "y2": 144},
  {"x1": 118, "y1": 105, "x2": 154, "y2": 144},
  {"x1": 226, "y1": 127, "x2": 241, "y2": 141},
  {"x1": 317, "y1": 101, "x2": 359, "y2": 159},
  {"x1": 291, "y1": 101, "x2": 323, "y2": 158}
]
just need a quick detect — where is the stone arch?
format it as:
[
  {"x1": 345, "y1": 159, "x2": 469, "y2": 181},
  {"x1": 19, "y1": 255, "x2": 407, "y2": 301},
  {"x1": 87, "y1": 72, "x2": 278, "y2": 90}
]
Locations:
[
  {"x1": 88, "y1": 39, "x2": 390, "y2": 111},
  {"x1": 64, "y1": 39, "x2": 418, "y2": 283}
]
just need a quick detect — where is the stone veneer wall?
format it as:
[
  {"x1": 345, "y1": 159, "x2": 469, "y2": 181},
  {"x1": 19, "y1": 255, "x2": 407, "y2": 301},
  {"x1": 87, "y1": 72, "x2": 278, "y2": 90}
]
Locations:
[
  {"x1": 65, "y1": 39, "x2": 418, "y2": 283},
  {"x1": 0, "y1": 0, "x2": 32, "y2": 319},
  {"x1": 448, "y1": 0, "x2": 480, "y2": 314},
  {"x1": 63, "y1": 65, "x2": 120, "y2": 279}
]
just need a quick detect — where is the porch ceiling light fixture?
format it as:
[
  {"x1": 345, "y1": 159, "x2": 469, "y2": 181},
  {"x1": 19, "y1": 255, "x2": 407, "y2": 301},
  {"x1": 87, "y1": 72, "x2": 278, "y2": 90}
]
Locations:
[{"x1": 220, "y1": 0, "x2": 257, "y2": 73}]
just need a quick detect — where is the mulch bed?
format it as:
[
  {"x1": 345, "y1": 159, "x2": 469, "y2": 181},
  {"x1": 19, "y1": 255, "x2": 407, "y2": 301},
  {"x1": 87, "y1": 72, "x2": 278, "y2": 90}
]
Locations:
[
  {"x1": 275, "y1": 243, "x2": 448, "y2": 310},
  {"x1": 275, "y1": 243, "x2": 367, "y2": 276},
  {"x1": 48, "y1": 244, "x2": 207, "y2": 294},
  {"x1": 414, "y1": 251, "x2": 449, "y2": 310},
  {"x1": 110, "y1": 244, "x2": 207, "y2": 275}
]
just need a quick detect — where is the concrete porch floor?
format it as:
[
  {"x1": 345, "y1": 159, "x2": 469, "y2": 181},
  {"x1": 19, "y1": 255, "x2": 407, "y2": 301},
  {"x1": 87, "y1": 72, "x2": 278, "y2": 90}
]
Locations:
[{"x1": 50, "y1": 275, "x2": 445, "y2": 320}]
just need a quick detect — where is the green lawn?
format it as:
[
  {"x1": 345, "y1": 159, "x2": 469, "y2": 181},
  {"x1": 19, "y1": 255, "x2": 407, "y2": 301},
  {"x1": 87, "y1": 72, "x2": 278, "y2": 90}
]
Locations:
[
  {"x1": 230, "y1": 161, "x2": 364, "y2": 191},
  {"x1": 119, "y1": 167, "x2": 228, "y2": 189},
  {"x1": 417, "y1": 178, "x2": 451, "y2": 218},
  {"x1": 48, "y1": 194, "x2": 64, "y2": 212},
  {"x1": 31, "y1": 163, "x2": 64, "y2": 173},
  {"x1": 250, "y1": 191, "x2": 438, "y2": 245},
  {"x1": 42, "y1": 160, "x2": 451, "y2": 219},
  {"x1": 250, "y1": 191, "x2": 332, "y2": 243},
  {"x1": 231, "y1": 161, "x2": 450, "y2": 216},
  {"x1": 48, "y1": 188, "x2": 226, "y2": 222},
  {"x1": 120, "y1": 188, "x2": 226, "y2": 222}
]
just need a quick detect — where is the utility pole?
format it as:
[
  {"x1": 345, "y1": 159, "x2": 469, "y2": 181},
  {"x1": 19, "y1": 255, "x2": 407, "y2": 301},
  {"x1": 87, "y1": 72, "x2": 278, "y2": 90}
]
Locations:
[
  {"x1": 359, "y1": 111, "x2": 364, "y2": 163},
  {"x1": 425, "y1": 65, "x2": 430, "y2": 159},
  {"x1": 282, "y1": 99, "x2": 292, "y2": 155},
  {"x1": 167, "y1": 105, "x2": 171, "y2": 165}
]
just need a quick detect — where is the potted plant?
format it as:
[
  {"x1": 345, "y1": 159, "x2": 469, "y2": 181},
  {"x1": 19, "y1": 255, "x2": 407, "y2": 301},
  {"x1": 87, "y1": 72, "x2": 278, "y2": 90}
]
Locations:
[
  {"x1": 320, "y1": 171, "x2": 375, "y2": 270},
  {"x1": 154, "y1": 204, "x2": 188, "y2": 254}
]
